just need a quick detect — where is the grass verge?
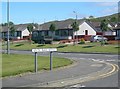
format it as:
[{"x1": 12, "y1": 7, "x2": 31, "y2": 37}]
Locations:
[
  {"x1": 2, "y1": 41, "x2": 119, "y2": 54},
  {"x1": 2, "y1": 53, "x2": 72, "y2": 77}
]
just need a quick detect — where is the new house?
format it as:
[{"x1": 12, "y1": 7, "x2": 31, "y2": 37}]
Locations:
[
  {"x1": 1, "y1": 20, "x2": 117, "y2": 42},
  {"x1": 32, "y1": 20, "x2": 116, "y2": 42},
  {"x1": 32, "y1": 20, "x2": 97, "y2": 41},
  {"x1": 1, "y1": 24, "x2": 31, "y2": 40},
  {"x1": 90, "y1": 21, "x2": 116, "y2": 40}
]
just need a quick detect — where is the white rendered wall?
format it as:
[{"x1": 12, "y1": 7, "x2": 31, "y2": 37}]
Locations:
[
  {"x1": 74, "y1": 22, "x2": 96, "y2": 36},
  {"x1": 22, "y1": 28, "x2": 30, "y2": 37}
]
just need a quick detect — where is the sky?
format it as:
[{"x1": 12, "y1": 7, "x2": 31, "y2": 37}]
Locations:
[{"x1": 1, "y1": 2, "x2": 119, "y2": 24}]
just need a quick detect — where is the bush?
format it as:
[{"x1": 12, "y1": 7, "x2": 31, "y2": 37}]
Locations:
[
  {"x1": 79, "y1": 38, "x2": 85, "y2": 44},
  {"x1": 101, "y1": 40, "x2": 108, "y2": 45},
  {"x1": 104, "y1": 40, "x2": 109, "y2": 45}
]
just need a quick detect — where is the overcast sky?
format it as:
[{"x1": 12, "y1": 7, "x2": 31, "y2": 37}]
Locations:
[{"x1": 1, "y1": 2, "x2": 119, "y2": 24}]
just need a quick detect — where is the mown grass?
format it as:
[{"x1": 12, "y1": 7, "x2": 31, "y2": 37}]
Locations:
[
  {"x1": 59, "y1": 44, "x2": 119, "y2": 53},
  {"x1": 2, "y1": 41, "x2": 119, "y2": 54},
  {"x1": 2, "y1": 53, "x2": 72, "y2": 77}
]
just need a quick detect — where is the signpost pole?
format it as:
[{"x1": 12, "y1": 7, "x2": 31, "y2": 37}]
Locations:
[
  {"x1": 50, "y1": 51, "x2": 52, "y2": 70},
  {"x1": 35, "y1": 52, "x2": 37, "y2": 73},
  {"x1": 32, "y1": 48, "x2": 57, "y2": 72}
]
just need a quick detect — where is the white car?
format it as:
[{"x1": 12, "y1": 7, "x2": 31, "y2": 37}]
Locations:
[{"x1": 90, "y1": 35, "x2": 108, "y2": 42}]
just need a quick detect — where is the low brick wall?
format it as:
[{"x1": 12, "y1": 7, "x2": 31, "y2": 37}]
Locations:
[
  {"x1": 108, "y1": 40, "x2": 120, "y2": 44},
  {"x1": 104, "y1": 36, "x2": 115, "y2": 41}
]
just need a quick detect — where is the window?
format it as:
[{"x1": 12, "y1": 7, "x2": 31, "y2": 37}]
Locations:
[
  {"x1": 98, "y1": 36, "x2": 102, "y2": 38},
  {"x1": 44, "y1": 31, "x2": 49, "y2": 36},
  {"x1": 69, "y1": 30, "x2": 73, "y2": 36},
  {"x1": 117, "y1": 30, "x2": 120, "y2": 37},
  {"x1": 61, "y1": 30, "x2": 68, "y2": 36},
  {"x1": 55, "y1": 30, "x2": 59, "y2": 35},
  {"x1": 17, "y1": 31, "x2": 21, "y2": 37},
  {"x1": 32, "y1": 31, "x2": 38, "y2": 37}
]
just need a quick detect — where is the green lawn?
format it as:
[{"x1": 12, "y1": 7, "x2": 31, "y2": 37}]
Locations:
[
  {"x1": 2, "y1": 41, "x2": 119, "y2": 54},
  {"x1": 59, "y1": 44, "x2": 119, "y2": 53},
  {"x1": 2, "y1": 53, "x2": 72, "y2": 77}
]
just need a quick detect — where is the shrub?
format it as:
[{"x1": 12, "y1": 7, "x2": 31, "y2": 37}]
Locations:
[
  {"x1": 104, "y1": 40, "x2": 109, "y2": 45},
  {"x1": 79, "y1": 38, "x2": 85, "y2": 44},
  {"x1": 101, "y1": 40, "x2": 108, "y2": 45}
]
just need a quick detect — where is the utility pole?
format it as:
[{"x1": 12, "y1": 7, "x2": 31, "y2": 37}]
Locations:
[
  {"x1": 7, "y1": 0, "x2": 10, "y2": 54},
  {"x1": 73, "y1": 11, "x2": 78, "y2": 40},
  {"x1": 73, "y1": 11, "x2": 77, "y2": 22}
]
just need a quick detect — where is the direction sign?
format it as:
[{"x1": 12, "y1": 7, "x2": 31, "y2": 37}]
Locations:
[
  {"x1": 32, "y1": 48, "x2": 57, "y2": 72},
  {"x1": 32, "y1": 48, "x2": 57, "y2": 53}
]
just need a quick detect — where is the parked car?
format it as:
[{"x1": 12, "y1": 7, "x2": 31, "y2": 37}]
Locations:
[{"x1": 90, "y1": 35, "x2": 108, "y2": 42}]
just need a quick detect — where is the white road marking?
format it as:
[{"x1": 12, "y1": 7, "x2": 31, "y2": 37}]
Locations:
[
  {"x1": 91, "y1": 64, "x2": 103, "y2": 67},
  {"x1": 106, "y1": 59, "x2": 116, "y2": 62},
  {"x1": 61, "y1": 81, "x2": 64, "y2": 84},
  {"x1": 92, "y1": 59, "x2": 105, "y2": 62},
  {"x1": 70, "y1": 84, "x2": 86, "y2": 87},
  {"x1": 105, "y1": 55, "x2": 117, "y2": 57}
]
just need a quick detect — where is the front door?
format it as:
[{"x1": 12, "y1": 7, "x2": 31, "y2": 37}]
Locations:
[{"x1": 85, "y1": 30, "x2": 88, "y2": 35}]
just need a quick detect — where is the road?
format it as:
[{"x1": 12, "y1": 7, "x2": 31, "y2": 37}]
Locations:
[{"x1": 2, "y1": 50, "x2": 120, "y2": 88}]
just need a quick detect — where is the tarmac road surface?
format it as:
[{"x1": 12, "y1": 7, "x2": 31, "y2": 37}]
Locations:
[{"x1": 1, "y1": 50, "x2": 119, "y2": 88}]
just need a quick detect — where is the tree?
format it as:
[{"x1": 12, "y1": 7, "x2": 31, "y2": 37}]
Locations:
[
  {"x1": 10, "y1": 26, "x2": 16, "y2": 37},
  {"x1": 118, "y1": 13, "x2": 120, "y2": 22},
  {"x1": 83, "y1": 17, "x2": 87, "y2": 20},
  {"x1": 100, "y1": 19, "x2": 109, "y2": 46},
  {"x1": 71, "y1": 21, "x2": 79, "y2": 45},
  {"x1": 27, "y1": 24, "x2": 33, "y2": 44},
  {"x1": 49, "y1": 23, "x2": 56, "y2": 40},
  {"x1": 89, "y1": 15, "x2": 94, "y2": 19},
  {"x1": 5, "y1": 22, "x2": 16, "y2": 43},
  {"x1": 10, "y1": 26, "x2": 16, "y2": 44},
  {"x1": 9, "y1": 21, "x2": 14, "y2": 26},
  {"x1": 110, "y1": 17, "x2": 117, "y2": 22},
  {"x1": 1, "y1": 21, "x2": 14, "y2": 26}
]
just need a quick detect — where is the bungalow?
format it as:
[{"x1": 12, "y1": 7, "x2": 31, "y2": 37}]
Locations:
[
  {"x1": 32, "y1": 20, "x2": 97, "y2": 41},
  {"x1": 1, "y1": 24, "x2": 32, "y2": 40},
  {"x1": 32, "y1": 20, "x2": 116, "y2": 43},
  {"x1": 90, "y1": 21, "x2": 116, "y2": 40}
]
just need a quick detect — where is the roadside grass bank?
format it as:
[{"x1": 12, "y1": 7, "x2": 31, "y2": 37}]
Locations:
[
  {"x1": 2, "y1": 41, "x2": 119, "y2": 54},
  {"x1": 2, "y1": 53, "x2": 72, "y2": 77}
]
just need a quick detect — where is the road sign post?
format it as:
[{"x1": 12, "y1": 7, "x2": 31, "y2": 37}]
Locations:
[
  {"x1": 34, "y1": 52, "x2": 37, "y2": 73},
  {"x1": 32, "y1": 48, "x2": 57, "y2": 73},
  {"x1": 50, "y1": 51, "x2": 52, "y2": 70}
]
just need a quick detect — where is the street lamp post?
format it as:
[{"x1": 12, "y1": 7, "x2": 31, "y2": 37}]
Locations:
[
  {"x1": 73, "y1": 11, "x2": 78, "y2": 40},
  {"x1": 7, "y1": 0, "x2": 10, "y2": 54},
  {"x1": 73, "y1": 11, "x2": 77, "y2": 22}
]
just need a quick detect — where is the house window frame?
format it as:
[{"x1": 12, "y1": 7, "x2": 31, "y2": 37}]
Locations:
[
  {"x1": 32, "y1": 31, "x2": 38, "y2": 37},
  {"x1": 55, "y1": 30, "x2": 59, "y2": 36},
  {"x1": 44, "y1": 30, "x2": 49, "y2": 36}
]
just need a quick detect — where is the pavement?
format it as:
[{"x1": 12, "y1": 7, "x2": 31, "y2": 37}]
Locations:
[{"x1": 1, "y1": 50, "x2": 119, "y2": 88}]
